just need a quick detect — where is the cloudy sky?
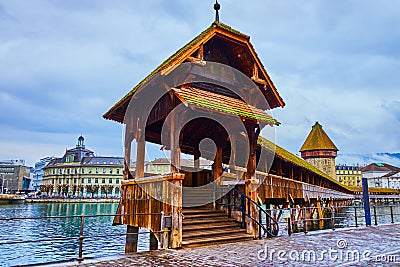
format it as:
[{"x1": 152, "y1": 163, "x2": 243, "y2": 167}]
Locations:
[{"x1": 0, "y1": 0, "x2": 399, "y2": 166}]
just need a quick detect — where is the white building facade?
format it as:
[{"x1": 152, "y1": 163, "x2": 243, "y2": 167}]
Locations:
[
  {"x1": 361, "y1": 163, "x2": 400, "y2": 189},
  {"x1": 42, "y1": 136, "x2": 123, "y2": 197},
  {"x1": 32, "y1": 157, "x2": 56, "y2": 192}
]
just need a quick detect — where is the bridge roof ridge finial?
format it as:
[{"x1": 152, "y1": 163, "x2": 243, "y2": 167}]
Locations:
[{"x1": 214, "y1": 0, "x2": 221, "y2": 22}]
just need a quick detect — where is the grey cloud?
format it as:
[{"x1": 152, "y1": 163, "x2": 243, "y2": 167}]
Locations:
[{"x1": 0, "y1": 0, "x2": 399, "y2": 166}]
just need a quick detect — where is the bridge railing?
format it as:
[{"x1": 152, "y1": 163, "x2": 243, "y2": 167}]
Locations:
[
  {"x1": 267, "y1": 204, "x2": 400, "y2": 235},
  {"x1": 0, "y1": 213, "x2": 170, "y2": 266}
]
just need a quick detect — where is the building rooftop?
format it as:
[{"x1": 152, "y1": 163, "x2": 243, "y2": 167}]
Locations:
[
  {"x1": 300, "y1": 122, "x2": 338, "y2": 152},
  {"x1": 361, "y1": 163, "x2": 400, "y2": 173},
  {"x1": 103, "y1": 21, "x2": 286, "y2": 123},
  {"x1": 45, "y1": 136, "x2": 123, "y2": 167}
]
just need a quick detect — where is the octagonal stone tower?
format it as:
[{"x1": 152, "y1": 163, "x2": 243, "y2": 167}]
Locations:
[{"x1": 300, "y1": 122, "x2": 338, "y2": 179}]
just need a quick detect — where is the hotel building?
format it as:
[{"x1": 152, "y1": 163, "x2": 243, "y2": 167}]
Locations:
[{"x1": 42, "y1": 136, "x2": 123, "y2": 197}]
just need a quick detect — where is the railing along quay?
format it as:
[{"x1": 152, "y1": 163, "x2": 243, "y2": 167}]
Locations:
[
  {"x1": 0, "y1": 213, "x2": 171, "y2": 264},
  {"x1": 283, "y1": 204, "x2": 400, "y2": 235}
]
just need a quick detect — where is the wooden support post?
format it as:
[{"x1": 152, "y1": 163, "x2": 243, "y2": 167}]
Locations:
[
  {"x1": 316, "y1": 200, "x2": 324, "y2": 230},
  {"x1": 124, "y1": 135, "x2": 133, "y2": 180},
  {"x1": 316, "y1": 200, "x2": 324, "y2": 219},
  {"x1": 135, "y1": 138, "x2": 145, "y2": 179},
  {"x1": 170, "y1": 111, "x2": 181, "y2": 173},
  {"x1": 194, "y1": 149, "x2": 200, "y2": 187},
  {"x1": 125, "y1": 225, "x2": 139, "y2": 253},
  {"x1": 194, "y1": 149, "x2": 200, "y2": 169},
  {"x1": 169, "y1": 175, "x2": 183, "y2": 248},
  {"x1": 197, "y1": 43, "x2": 204, "y2": 60},
  {"x1": 229, "y1": 135, "x2": 237, "y2": 176},
  {"x1": 245, "y1": 151, "x2": 258, "y2": 237},
  {"x1": 214, "y1": 146, "x2": 223, "y2": 182},
  {"x1": 150, "y1": 231, "x2": 158, "y2": 250}
]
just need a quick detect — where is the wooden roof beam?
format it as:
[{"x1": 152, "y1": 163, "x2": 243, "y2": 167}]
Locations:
[{"x1": 251, "y1": 63, "x2": 267, "y2": 86}]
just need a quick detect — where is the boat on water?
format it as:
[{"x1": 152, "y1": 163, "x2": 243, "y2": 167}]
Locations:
[{"x1": 0, "y1": 194, "x2": 26, "y2": 204}]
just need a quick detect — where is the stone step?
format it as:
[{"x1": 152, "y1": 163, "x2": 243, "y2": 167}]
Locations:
[
  {"x1": 184, "y1": 212, "x2": 227, "y2": 219},
  {"x1": 182, "y1": 206, "x2": 252, "y2": 248},
  {"x1": 183, "y1": 208, "x2": 220, "y2": 215},
  {"x1": 183, "y1": 221, "x2": 241, "y2": 231},
  {"x1": 183, "y1": 217, "x2": 235, "y2": 225}
]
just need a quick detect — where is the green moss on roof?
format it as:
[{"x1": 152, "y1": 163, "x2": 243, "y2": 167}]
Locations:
[
  {"x1": 258, "y1": 136, "x2": 349, "y2": 191},
  {"x1": 175, "y1": 87, "x2": 280, "y2": 125},
  {"x1": 300, "y1": 122, "x2": 338, "y2": 152}
]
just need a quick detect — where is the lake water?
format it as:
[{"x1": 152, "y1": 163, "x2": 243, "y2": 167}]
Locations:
[{"x1": 0, "y1": 203, "x2": 149, "y2": 267}]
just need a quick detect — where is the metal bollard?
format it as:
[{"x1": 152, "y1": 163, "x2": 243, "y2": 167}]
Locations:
[
  {"x1": 373, "y1": 205, "x2": 378, "y2": 226},
  {"x1": 331, "y1": 206, "x2": 335, "y2": 230},
  {"x1": 390, "y1": 206, "x2": 394, "y2": 224},
  {"x1": 288, "y1": 217, "x2": 292, "y2": 236},
  {"x1": 77, "y1": 214, "x2": 85, "y2": 262},
  {"x1": 354, "y1": 206, "x2": 358, "y2": 227}
]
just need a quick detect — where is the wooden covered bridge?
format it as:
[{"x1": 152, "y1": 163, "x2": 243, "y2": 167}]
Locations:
[{"x1": 103, "y1": 14, "x2": 355, "y2": 251}]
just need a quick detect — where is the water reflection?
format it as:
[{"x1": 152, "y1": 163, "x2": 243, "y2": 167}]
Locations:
[{"x1": 0, "y1": 203, "x2": 149, "y2": 267}]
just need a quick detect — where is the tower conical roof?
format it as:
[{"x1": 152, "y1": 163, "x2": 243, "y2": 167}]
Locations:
[{"x1": 300, "y1": 122, "x2": 338, "y2": 152}]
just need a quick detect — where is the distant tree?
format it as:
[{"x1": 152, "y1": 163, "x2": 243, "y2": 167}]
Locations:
[
  {"x1": 86, "y1": 185, "x2": 99, "y2": 198},
  {"x1": 92, "y1": 185, "x2": 99, "y2": 197},
  {"x1": 77, "y1": 184, "x2": 84, "y2": 196},
  {"x1": 71, "y1": 185, "x2": 78, "y2": 196},
  {"x1": 85, "y1": 185, "x2": 92, "y2": 197},
  {"x1": 39, "y1": 185, "x2": 47, "y2": 193},
  {"x1": 101, "y1": 185, "x2": 114, "y2": 198},
  {"x1": 61, "y1": 184, "x2": 69, "y2": 197},
  {"x1": 47, "y1": 184, "x2": 54, "y2": 195},
  {"x1": 56, "y1": 184, "x2": 62, "y2": 196}
]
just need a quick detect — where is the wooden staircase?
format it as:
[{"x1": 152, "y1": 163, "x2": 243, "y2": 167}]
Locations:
[{"x1": 182, "y1": 206, "x2": 253, "y2": 248}]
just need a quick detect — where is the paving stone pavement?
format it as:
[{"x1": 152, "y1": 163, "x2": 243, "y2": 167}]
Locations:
[{"x1": 64, "y1": 224, "x2": 400, "y2": 267}]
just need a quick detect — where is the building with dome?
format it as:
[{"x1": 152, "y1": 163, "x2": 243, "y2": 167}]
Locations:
[{"x1": 42, "y1": 136, "x2": 123, "y2": 197}]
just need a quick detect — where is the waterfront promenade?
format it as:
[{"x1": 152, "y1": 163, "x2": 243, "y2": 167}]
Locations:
[{"x1": 52, "y1": 224, "x2": 400, "y2": 267}]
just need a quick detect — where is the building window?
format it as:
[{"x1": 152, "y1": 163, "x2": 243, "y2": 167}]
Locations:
[
  {"x1": 88, "y1": 168, "x2": 92, "y2": 174},
  {"x1": 116, "y1": 179, "x2": 120, "y2": 184},
  {"x1": 101, "y1": 178, "x2": 105, "y2": 184},
  {"x1": 59, "y1": 169, "x2": 62, "y2": 175},
  {"x1": 103, "y1": 168, "x2": 106, "y2": 174},
  {"x1": 67, "y1": 169, "x2": 70, "y2": 174},
  {"x1": 82, "y1": 168, "x2": 85, "y2": 174},
  {"x1": 75, "y1": 168, "x2": 78, "y2": 174},
  {"x1": 109, "y1": 178, "x2": 112, "y2": 184},
  {"x1": 109, "y1": 168, "x2": 113, "y2": 174},
  {"x1": 59, "y1": 178, "x2": 62, "y2": 184},
  {"x1": 88, "y1": 178, "x2": 91, "y2": 184},
  {"x1": 74, "y1": 178, "x2": 77, "y2": 183},
  {"x1": 164, "y1": 166, "x2": 168, "y2": 172},
  {"x1": 53, "y1": 169, "x2": 56, "y2": 174},
  {"x1": 157, "y1": 166, "x2": 161, "y2": 171},
  {"x1": 81, "y1": 178, "x2": 84, "y2": 183},
  {"x1": 95, "y1": 168, "x2": 99, "y2": 174},
  {"x1": 116, "y1": 169, "x2": 120, "y2": 174},
  {"x1": 95, "y1": 178, "x2": 98, "y2": 183}
]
